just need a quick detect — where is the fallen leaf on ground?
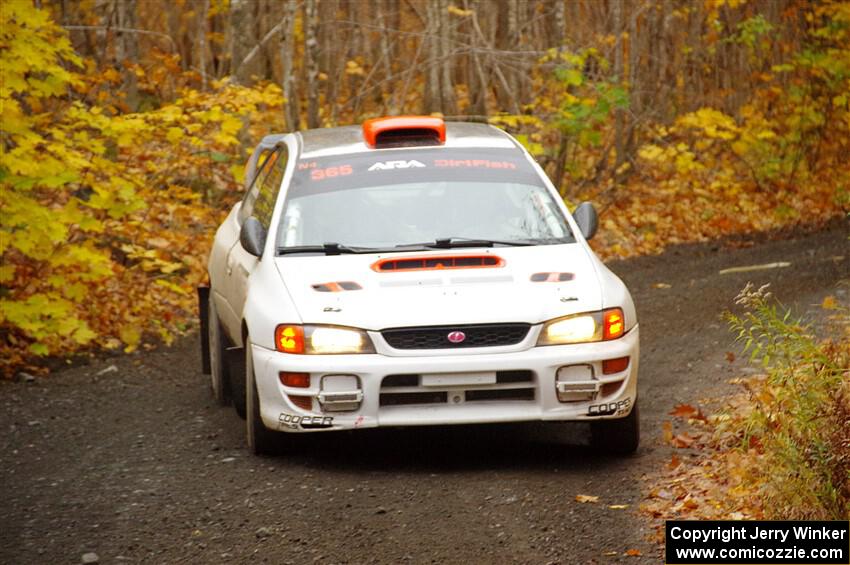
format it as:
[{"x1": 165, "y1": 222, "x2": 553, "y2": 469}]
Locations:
[
  {"x1": 670, "y1": 404, "x2": 699, "y2": 418},
  {"x1": 625, "y1": 548, "x2": 642, "y2": 556},
  {"x1": 671, "y1": 404, "x2": 708, "y2": 423},
  {"x1": 608, "y1": 504, "x2": 629, "y2": 509},
  {"x1": 662, "y1": 420, "x2": 673, "y2": 443},
  {"x1": 652, "y1": 488, "x2": 673, "y2": 500},
  {"x1": 652, "y1": 282, "x2": 672, "y2": 289},
  {"x1": 148, "y1": 237, "x2": 171, "y2": 249},
  {"x1": 671, "y1": 433, "x2": 696, "y2": 448},
  {"x1": 602, "y1": 550, "x2": 618, "y2": 556},
  {"x1": 575, "y1": 494, "x2": 599, "y2": 503},
  {"x1": 725, "y1": 351, "x2": 736, "y2": 363},
  {"x1": 668, "y1": 454, "x2": 681, "y2": 470}
]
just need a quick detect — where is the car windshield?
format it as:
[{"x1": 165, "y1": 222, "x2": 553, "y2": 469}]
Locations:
[{"x1": 276, "y1": 148, "x2": 574, "y2": 251}]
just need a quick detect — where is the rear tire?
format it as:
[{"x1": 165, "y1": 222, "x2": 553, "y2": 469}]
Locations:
[
  {"x1": 590, "y1": 400, "x2": 640, "y2": 456},
  {"x1": 207, "y1": 297, "x2": 229, "y2": 406},
  {"x1": 245, "y1": 336, "x2": 279, "y2": 455}
]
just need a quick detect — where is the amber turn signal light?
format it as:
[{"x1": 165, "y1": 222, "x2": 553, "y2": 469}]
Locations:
[
  {"x1": 275, "y1": 325, "x2": 305, "y2": 353},
  {"x1": 279, "y1": 372, "x2": 310, "y2": 388},
  {"x1": 603, "y1": 308, "x2": 625, "y2": 340},
  {"x1": 602, "y1": 356, "x2": 630, "y2": 375}
]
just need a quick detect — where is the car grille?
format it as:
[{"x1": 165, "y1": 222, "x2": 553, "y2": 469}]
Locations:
[
  {"x1": 381, "y1": 323, "x2": 530, "y2": 349},
  {"x1": 379, "y1": 370, "x2": 535, "y2": 406}
]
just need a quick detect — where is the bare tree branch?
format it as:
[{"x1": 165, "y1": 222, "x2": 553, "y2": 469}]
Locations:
[{"x1": 63, "y1": 25, "x2": 177, "y2": 52}]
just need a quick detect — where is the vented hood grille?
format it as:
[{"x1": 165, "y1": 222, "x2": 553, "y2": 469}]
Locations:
[{"x1": 372, "y1": 255, "x2": 504, "y2": 272}]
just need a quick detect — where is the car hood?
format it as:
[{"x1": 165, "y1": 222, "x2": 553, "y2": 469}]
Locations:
[{"x1": 274, "y1": 245, "x2": 602, "y2": 330}]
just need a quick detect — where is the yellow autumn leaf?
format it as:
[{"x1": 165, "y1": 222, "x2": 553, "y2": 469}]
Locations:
[
  {"x1": 0, "y1": 265, "x2": 15, "y2": 283},
  {"x1": 72, "y1": 324, "x2": 97, "y2": 345},
  {"x1": 165, "y1": 127, "x2": 184, "y2": 143},
  {"x1": 345, "y1": 60, "x2": 366, "y2": 77},
  {"x1": 120, "y1": 326, "x2": 142, "y2": 352},
  {"x1": 638, "y1": 144, "x2": 664, "y2": 161}
]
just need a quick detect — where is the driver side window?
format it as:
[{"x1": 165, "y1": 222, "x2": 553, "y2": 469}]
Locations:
[
  {"x1": 252, "y1": 146, "x2": 288, "y2": 229},
  {"x1": 238, "y1": 149, "x2": 279, "y2": 224}
]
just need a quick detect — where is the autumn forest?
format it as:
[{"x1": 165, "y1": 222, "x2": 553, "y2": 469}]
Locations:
[
  {"x1": 1, "y1": 0, "x2": 849, "y2": 547},
  {"x1": 1, "y1": 0, "x2": 847, "y2": 372}
]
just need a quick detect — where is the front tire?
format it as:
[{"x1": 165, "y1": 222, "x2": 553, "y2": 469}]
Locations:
[
  {"x1": 590, "y1": 400, "x2": 640, "y2": 455},
  {"x1": 207, "y1": 297, "x2": 229, "y2": 406},
  {"x1": 245, "y1": 336, "x2": 279, "y2": 455}
]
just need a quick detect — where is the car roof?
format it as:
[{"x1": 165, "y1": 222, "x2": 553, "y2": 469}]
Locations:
[{"x1": 295, "y1": 121, "x2": 520, "y2": 159}]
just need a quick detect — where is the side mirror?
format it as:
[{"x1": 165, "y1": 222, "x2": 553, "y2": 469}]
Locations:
[
  {"x1": 574, "y1": 201, "x2": 599, "y2": 240},
  {"x1": 240, "y1": 216, "x2": 267, "y2": 258}
]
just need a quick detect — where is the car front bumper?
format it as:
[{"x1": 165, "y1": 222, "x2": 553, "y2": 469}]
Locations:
[{"x1": 251, "y1": 325, "x2": 639, "y2": 433}]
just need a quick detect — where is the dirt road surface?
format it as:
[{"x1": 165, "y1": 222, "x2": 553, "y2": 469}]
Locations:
[{"x1": 2, "y1": 223, "x2": 848, "y2": 565}]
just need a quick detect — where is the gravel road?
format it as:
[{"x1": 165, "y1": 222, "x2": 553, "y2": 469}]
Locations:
[{"x1": 2, "y1": 223, "x2": 847, "y2": 565}]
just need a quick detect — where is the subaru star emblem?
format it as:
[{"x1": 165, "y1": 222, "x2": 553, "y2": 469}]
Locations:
[{"x1": 447, "y1": 331, "x2": 466, "y2": 344}]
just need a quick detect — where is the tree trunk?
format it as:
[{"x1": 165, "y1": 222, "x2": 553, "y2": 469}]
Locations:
[
  {"x1": 612, "y1": 0, "x2": 626, "y2": 170},
  {"x1": 230, "y1": 0, "x2": 256, "y2": 83},
  {"x1": 657, "y1": 0, "x2": 672, "y2": 121},
  {"x1": 304, "y1": 0, "x2": 320, "y2": 128},
  {"x1": 423, "y1": 0, "x2": 442, "y2": 114},
  {"x1": 438, "y1": 0, "x2": 456, "y2": 115},
  {"x1": 375, "y1": 0, "x2": 395, "y2": 112},
  {"x1": 628, "y1": 1, "x2": 640, "y2": 118},
  {"x1": 197, "y1": 0, "x2": 209, "y2": 90},
  {"x1": 465, "y1": 0, "x2": 488, "y2": 117},
  {"x1": 280, "y1": 0, "x2": 299, "y2": 131},
  {"x1": 552, "y1": 0, "x2": 565, "y2": 47},
  {"x1": 115, "y1": 0, "x2": 139, "y2": 110},
  {"x1": 321, "y1": 0, "x2": 342, "y2": 124}
]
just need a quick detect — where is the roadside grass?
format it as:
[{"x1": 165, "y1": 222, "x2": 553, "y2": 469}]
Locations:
[{"x1": 641, "y1": 283, "x2": 850, "y2": 536}]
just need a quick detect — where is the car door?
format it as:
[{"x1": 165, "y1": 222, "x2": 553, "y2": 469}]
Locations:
[
  {"x1": 222, "y1": 145, "x2": 288, "y2": 342},
  {"x1": 210, "y1": 145, "x2": 275, "y2": 342}
]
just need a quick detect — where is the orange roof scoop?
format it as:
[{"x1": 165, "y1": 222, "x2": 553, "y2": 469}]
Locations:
[{"x1": 362, "y1": 116, "x2": 446, "y2": 148}]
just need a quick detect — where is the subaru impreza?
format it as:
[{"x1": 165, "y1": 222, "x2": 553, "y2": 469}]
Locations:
[{"x1": 199, "y1": 116, "x2": 639, "y2": 455}]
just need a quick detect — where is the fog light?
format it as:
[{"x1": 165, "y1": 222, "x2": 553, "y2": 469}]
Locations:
[
  {"x1": 318, "y1": 375, "x2": 362, "y2": 412},
  {"x1": 602, "y1": 356, "x2": 630, "y2": 375},
  {"x1": 555, "y1": 364, "x2": 599, "y2": 402}
]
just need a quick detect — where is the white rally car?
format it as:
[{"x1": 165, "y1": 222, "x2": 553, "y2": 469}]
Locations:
[{"x1": 199, "y1": 116, "x2": 639, "y2": 455}]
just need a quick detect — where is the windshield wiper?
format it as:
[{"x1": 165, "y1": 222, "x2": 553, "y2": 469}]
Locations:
[
  {"x1": 277, "y1": 243, "x2": 365, "y2": 255},
  {"x1": 397, "y1": 237, "x2": 539, "y2": 249},
  {"x1": 277, "y1": 243, "x2": 433, "y2": 256}
]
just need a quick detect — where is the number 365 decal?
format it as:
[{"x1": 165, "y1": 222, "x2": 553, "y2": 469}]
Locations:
[{"x1": 311, "y1": 164, "x2": 353, "y2": 181}]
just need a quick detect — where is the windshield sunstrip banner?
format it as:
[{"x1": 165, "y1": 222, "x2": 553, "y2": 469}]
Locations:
[{"x1": 290, "y1": 148, "x2": 545, "y2": 196}]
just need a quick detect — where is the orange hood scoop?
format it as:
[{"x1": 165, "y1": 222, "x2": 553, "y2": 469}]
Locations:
[{"x1": 371, "y1": 255, "x2": 505, "y2": 272}]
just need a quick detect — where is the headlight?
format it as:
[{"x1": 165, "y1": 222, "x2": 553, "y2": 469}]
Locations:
[
  {"x1": 537, "y1": 308, "x2": 625, "y2": 345},
  {"x1": 275, "y1": 324, "x2": 375, "y2": 354}
]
